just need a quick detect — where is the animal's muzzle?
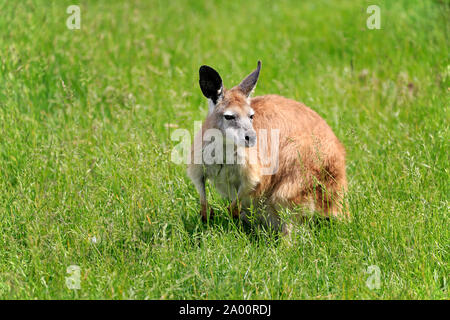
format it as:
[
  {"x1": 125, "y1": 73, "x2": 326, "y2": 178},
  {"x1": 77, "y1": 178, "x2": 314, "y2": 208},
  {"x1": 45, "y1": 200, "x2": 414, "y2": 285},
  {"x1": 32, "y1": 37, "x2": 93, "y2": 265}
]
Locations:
[{"x1": 244, "y1": 130, "x2": 257, "y2": 147}]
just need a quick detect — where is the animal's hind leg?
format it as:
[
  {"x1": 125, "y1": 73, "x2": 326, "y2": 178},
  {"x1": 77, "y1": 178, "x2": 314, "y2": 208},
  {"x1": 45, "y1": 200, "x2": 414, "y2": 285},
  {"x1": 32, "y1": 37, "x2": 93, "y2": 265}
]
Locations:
[{"x1": 314, "y1": 180, "x2": 348, "y2": 219}]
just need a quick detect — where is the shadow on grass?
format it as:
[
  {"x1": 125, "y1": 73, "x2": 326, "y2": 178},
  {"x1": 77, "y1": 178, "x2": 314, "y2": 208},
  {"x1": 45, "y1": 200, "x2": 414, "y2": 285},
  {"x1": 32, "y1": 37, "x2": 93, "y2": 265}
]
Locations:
[{"x1": 180, "y1": 205, "x2": 334, "y2": 246}]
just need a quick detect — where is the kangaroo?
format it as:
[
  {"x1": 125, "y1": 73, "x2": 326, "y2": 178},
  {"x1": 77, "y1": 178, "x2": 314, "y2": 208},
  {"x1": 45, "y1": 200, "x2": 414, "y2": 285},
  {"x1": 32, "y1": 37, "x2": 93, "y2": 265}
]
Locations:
[{"x1": 187, "y1": 61, "x2": 348, "y2": 234}]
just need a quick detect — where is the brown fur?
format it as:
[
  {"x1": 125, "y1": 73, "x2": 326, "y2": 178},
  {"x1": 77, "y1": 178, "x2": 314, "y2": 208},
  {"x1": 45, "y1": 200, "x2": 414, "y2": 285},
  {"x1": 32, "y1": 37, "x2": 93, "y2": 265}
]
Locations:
[
  {"x1": 188, "y1": 85, "x2": 348, "y2": 228},
  {"x1": 244, "y1": 93, "x2": 347, "y2": 218}
]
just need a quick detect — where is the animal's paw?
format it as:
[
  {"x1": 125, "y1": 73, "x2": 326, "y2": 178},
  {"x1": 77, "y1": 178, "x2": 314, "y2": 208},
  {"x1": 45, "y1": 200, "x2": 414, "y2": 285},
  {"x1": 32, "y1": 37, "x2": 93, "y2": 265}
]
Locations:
[
  {"x1": 228, "y1": 203, "x2": 241, "y2": 218},
  {"x1": 201, "y1": 207, "x2": 215, "y2": 222}
]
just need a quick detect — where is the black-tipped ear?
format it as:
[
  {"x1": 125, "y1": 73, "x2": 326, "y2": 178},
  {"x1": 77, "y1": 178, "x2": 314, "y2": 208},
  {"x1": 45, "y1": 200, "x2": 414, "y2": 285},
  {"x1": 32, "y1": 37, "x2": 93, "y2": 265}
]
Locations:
[
  {"x1": 199, "y1": 65, "x2": 224, "y2": 104},
  {"x1": 238, "y1": 61, "x2": 261, "y2": 97}
]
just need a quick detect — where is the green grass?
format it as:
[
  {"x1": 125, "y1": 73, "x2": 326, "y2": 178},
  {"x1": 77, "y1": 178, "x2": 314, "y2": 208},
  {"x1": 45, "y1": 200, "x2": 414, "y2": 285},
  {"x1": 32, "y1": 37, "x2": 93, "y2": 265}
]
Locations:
[{"x1": 0, "y1": 0, "x2": 448, "y2": 299}]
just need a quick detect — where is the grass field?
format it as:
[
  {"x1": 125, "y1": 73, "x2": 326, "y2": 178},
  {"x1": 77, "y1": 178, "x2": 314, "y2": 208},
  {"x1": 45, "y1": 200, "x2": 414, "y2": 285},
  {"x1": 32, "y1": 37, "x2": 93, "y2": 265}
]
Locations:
[{"x1": 0, "y1": 0, "x2": 448, "y2": 299}]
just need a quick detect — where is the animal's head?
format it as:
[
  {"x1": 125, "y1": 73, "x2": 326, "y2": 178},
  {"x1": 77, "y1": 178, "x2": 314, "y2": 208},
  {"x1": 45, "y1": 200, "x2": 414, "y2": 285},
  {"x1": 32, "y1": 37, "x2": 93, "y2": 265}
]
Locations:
[{"x1": 199, "y1": 61, "x2": 261, "y2": 148}]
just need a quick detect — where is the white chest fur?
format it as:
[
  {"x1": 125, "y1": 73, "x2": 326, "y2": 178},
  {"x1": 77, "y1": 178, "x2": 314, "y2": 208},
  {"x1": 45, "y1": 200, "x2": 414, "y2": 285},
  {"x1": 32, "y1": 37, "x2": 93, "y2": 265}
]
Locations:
[
  {"x1": 202, "y1": 140, "x2": 243, "y2": 201},
  {"x1": 204, "y1": 163, "x2": 242, "y2": 201}
]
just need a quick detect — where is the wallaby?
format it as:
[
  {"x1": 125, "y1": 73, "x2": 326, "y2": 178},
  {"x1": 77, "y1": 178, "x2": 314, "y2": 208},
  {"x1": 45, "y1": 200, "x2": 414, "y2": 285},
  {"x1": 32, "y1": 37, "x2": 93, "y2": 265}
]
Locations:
[{"x1": 187, "y1": 61, "x2": 347, "y2": 234}]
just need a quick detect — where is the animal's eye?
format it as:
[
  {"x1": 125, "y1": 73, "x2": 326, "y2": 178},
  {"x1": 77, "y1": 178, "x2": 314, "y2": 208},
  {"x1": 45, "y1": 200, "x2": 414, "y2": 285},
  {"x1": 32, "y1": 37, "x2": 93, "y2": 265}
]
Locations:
[
  {"x1": 224, "y1": 114, "x2": 235, "y2": 120},
  {"x1": 249, "y1": 114, "x2": 254, "y2": 120}
]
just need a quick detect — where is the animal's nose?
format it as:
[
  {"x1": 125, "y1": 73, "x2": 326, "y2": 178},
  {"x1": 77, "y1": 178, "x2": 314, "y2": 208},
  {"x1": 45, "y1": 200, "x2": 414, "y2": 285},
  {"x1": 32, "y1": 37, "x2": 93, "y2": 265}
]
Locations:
[{"x1": 244, "y1": 130, "x2": 257, "y2": 147}]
